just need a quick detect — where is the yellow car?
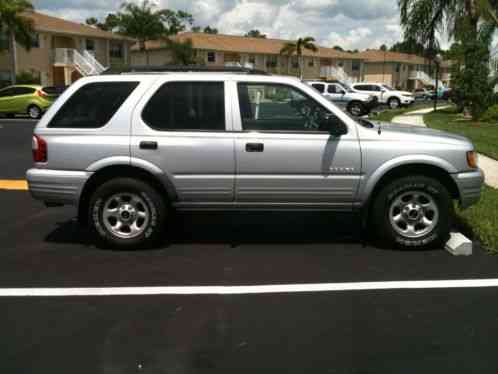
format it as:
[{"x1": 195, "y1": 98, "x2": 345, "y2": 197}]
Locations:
[{"x1": 0, "y1": 84, "x2": 60, "y2": 119}]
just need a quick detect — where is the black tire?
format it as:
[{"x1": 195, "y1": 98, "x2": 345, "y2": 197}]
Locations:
[
  {"x1": 88, "y1": 178, "x2": 167, "y2": 249},
  {"x1": 347, "y1": 101, "x2": 366, "y2": 116},
  {"x1": 388, "y1": 97, "x2": 401, "y2": 109},
  {"x1": 371, "y1": 176, "x2": 452, "y2": 249},
  {"x1": 27, "y1": 105, "x2": 42, "y2": 119}
]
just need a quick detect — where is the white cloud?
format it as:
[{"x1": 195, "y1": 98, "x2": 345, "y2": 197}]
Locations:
[{"x1": 32, "y1": 0, "x2": 452, "y2": 51}]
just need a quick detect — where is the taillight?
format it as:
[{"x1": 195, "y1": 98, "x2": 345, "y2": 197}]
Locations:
[
  {"x1": 32, "y1": 135, "x2": 47, "y2": 163},
  {"x1": 36, "y1": 89, "x2": 48, "y2": 98}
]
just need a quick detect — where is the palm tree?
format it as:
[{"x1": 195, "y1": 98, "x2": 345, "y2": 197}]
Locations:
[
  {"x1": 0, "y1": 0, "x2": 35, "y2": 84},
  {"x1": 280, "y1": 37, "x2": 318, "y2": 79},
  {"x1": 165, "y1": 37, "x2": 197, "y2": 65},
  {"x1": 117, "y1": 1, "x2": 168, "y2": 66}
]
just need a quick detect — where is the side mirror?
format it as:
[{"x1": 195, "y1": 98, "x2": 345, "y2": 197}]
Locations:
[
  {"x1": 319, "y1": 114, "x2": 348, "y2": 136},
  {"x1": 340, "y1": 90, "x2": 346, "y2": 95}
]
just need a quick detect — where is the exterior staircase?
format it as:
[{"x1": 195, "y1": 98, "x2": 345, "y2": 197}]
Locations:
[
  {"x1": 409, "y1": 71, "x2": 444, "y2": 89},
  {"x1": 320, "y1": 66, "x2": 355, "y2": 84},
  {"x1": 54, "y1": 48, "x2": 107, "y2": 76}
]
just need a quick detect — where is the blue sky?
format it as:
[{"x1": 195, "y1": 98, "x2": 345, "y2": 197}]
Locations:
[{"x1": 31, "y1": 0, "x2": 424, "y2": 50}]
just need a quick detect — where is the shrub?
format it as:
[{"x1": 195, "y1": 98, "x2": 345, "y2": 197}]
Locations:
[
  {"x1": 16, "y1": 70, "x2": 40, "y2": 84},
  {"x1": 480, "y1": 104, "x2": 498, "y2": 123}
]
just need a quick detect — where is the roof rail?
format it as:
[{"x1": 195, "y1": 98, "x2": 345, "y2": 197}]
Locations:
[{"x1": 102, "y1": 65, "x2": 271, "y2": 75}]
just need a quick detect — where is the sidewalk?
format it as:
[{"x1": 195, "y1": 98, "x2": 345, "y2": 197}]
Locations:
[{"x1": 391, "y1": 107, "x2": 498, "y2": 189}]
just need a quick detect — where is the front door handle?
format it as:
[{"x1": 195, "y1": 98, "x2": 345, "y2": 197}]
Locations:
[
  {"x1": 245, "y1": 143, "x2": 264, "y2": 152},
  {"x1": 139, "y1": 141, "x2": 158, "y2": 150}
]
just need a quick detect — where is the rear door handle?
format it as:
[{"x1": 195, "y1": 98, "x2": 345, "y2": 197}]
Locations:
[
  {"x1": 139, "y1": 141, "x2": 158, "y2": 150},
  {"x1": 245, "y1": 143, "x2": 264, "y2": 152}
]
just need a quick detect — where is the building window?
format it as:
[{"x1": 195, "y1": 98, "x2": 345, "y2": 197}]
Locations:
[
  {"x1": 110, "y1": 42, "x2": 123, "y2": 58},
  {"x1": 395, "y1": 63, "x2": 401, "y2": 73},
  {"x1": 308, "y1": 58, "x2": 314, "y2": 67},
  {"x1": 207, "y1": 52, "x2": 216, "y2": 63},
  {"x1": 248, "y1": 55, "x2": 256, "y2": 64},
  {"x1": 0, "y1": 71, "x2": 10, "y2": 88},
  {"x1": 85, "y1": 39, "x2": 95, "y2": 52},
  {"x1": 338, "y1": 61, "x2": 344, "y2": 68},
  {"x1": 352, "y1": 60, "x2": 361, "y2": 71},
  {"x1": 0, "y1": 33, "x2": 9, "y2": 51},
  {"x1": 266, "y1": 55, "x2": 277, "y2": 68},
  {"x1": 31, "y1": 33, "x2": 40, "y2": 48},
  {"x1": 291, "y1": 57, "x2": 299, "y2": 69}
]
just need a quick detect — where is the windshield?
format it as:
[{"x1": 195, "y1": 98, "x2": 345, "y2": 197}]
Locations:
[{"x1": 382, "y1": 84, "x2": 394, "y2": 91}]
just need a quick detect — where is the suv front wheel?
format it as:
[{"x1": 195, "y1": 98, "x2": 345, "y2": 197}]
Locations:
[
  {"x1": 88, "y1": 178, "x2": 167, "y2": 249},
  {"x1": 371, "y1": 176, "x2": 452, "y2": 249},
  {"x1": 388, "y1": 97, "x2": 401, "y2": 109}
]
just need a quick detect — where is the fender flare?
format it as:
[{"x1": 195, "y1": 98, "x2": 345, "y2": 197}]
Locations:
[{"x1": 359, "y1": 155, "x2": 458, "y2": 201}]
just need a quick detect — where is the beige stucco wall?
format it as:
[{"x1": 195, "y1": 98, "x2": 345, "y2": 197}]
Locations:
[
  {"x1": 9, "y1": 31, "x2": 130, "y2": 85},
  {"x1": 362, "y1": 62, "x2": 394, "y2": 86}
]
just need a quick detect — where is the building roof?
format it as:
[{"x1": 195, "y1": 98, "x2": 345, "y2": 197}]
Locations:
[
  {"x1": 133, "y1": 32, "x2": 363, "y2": 60},
  {"x1": 355, "y1": 50, "x2": 429, "y2": 65},
  {"x1": 23, "y1": 11, "x2": 134, "y2": 42}
]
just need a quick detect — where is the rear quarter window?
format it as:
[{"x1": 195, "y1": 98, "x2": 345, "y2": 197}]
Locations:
[{"x1": 48, "y1": 81, "x2": 138, "y2": 128}]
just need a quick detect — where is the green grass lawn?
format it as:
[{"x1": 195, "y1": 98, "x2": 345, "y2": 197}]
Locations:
[
  {"x1": 455, "y1": 186, "x2": 498, "y2": 254},
  {"x1": 424, "y1": 108, "x2": 498, "y2": 253},
  {"x1": 424, "y1": 108, "x2": 498, "y2": 160}
]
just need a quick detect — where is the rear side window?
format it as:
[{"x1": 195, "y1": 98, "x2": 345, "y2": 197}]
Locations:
[
  {"x1": 142, "y1": 82, "x2": 225, "y2": 131},
  {"x1": 48, "y1": 82, "x2": 138, "y2": 128},
  {"x1": 354, "y1": 85, "x2": 370, "y2": 91},
  {"x1": 12, "y1": 87, "x2": 36, "y2": 95}
]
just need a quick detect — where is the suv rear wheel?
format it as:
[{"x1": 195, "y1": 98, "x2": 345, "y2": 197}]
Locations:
[
  {"x1": 371, "y1": 176, "x2": 452, "y2": 249},
  {"x1": 27, "y1": 105, "x2": 42, "y2": 119},
  {"x1": 88, "y1": 178, "x2": 167, "y2": 249}
]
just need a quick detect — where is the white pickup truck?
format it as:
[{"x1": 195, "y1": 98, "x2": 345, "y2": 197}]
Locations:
[{"x1": 306, "y1": 80, "x2": 378, "y2": 116}]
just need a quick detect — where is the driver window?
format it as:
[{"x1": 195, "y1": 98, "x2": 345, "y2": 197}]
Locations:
[{"x1": 237, "y1": 82, "x2": 334, "y2": 132}]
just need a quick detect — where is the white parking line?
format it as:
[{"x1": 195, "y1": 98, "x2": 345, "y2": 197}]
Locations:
[{"x1": 2, "y1": 279, "x2": 498, "y2": 297}]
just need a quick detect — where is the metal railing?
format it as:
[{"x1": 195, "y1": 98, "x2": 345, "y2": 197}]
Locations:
[
  {"x1": 53, "y1": 48, "x2": 106, "y2": 76},
  {"x1": 83, "y1": 50, "x2": 106, "y2": 74},
  {"x1": 320, "y1": 66, "x2": 354, "y2": 84}
]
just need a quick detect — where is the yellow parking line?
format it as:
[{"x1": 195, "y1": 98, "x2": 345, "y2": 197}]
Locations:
[{"x1": 0, "y1": 180, "x2": 28, "y2": 190}]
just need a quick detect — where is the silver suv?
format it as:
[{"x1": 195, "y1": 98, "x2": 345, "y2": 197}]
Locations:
[{"x1": 27, "y1": 70, "x2": 483, "y2": 249}]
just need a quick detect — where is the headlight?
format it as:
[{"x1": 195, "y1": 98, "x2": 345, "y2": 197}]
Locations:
[{"x1": 467, "y1": 151, "x2": 478, "y2": 169}]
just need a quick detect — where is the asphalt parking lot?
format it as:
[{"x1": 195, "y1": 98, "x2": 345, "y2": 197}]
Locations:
[{"x1": 2, "y1": 118, "x2": 498, "y2": 373}]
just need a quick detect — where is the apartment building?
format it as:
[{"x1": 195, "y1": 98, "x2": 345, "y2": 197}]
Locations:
[
  {"x1": 130, "y1": 32, "x2": 365, "y2": 82},
  {"x1": 0, "y1": 11, "x2": 134, "y2": 86},
  {"x1": 356, "y1": 50, "x2": 451, "y2": 90}
]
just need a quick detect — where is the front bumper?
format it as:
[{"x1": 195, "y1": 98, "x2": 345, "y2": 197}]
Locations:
[
  {"x1": 452, "y1": 169, "x2": 484, "y2": 209},
  {"x1": 26, "y1": 168, "x2": 92, "y2": 206},
  {"x1": 401, "y1": 97, "x2": 415, "y2": 105}
]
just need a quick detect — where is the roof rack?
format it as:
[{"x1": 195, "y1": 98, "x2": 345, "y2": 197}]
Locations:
[{"x1": 102, "y1": 65, "x2": 270, "y2": 75}]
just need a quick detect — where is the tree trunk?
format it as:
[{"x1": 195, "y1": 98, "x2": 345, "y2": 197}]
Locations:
[
  {"x1": 9, "y1": 32, "x2": 17, "y2": 85},
  {"x1": 299, "y1": 54, "x2": 303, "y2": 79}
]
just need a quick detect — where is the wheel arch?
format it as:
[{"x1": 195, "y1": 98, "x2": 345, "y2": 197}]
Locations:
[
  {"x1": 360, "y1": 161, "x2": 460, "y2": 227},
  {"x1": 78, "y1": 163, "x2": 177, "y2": 226}
]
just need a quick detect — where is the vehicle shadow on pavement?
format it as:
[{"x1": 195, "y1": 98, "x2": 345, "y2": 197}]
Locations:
[{"x1": 45, "y1": 211, "x2": 370, "y2": 248}]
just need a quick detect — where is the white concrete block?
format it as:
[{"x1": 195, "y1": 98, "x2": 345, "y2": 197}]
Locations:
[{"x1": 445, "y1": 232, "x2": 473, "y2": 256}]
